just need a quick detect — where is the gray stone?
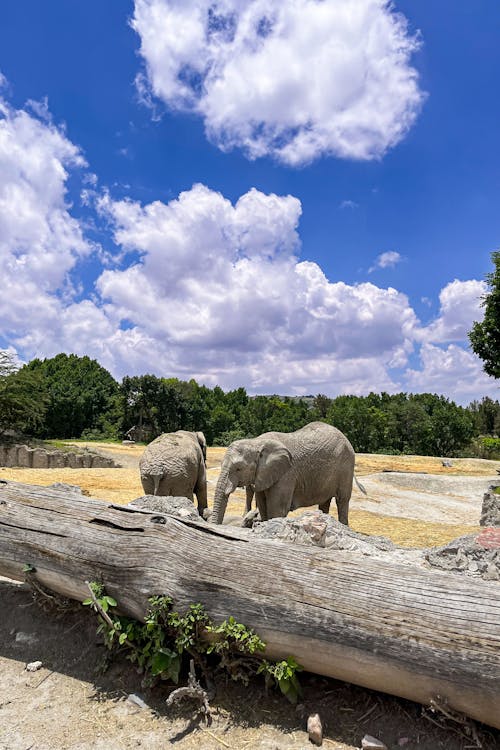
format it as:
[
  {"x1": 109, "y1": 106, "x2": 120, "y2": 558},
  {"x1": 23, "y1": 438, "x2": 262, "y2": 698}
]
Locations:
[
  {"x1": 32, "y1": 448, "x2": 49, "y2": 468},
  {"x1": 129, "y1": 495, "x2": 200, "y2": 521},
  {"x1": 81, "y1": 453, "x2": 93, "y2": 468},
  {"x1": 66, "y1": 452, "x2": 78, "y2": 468},
  {"x1": 5, "y1": 445, "x2": 18, "y2": 467},
  {"x1": 17, "y1": 445, "x2": 33, "y2": 468},
  {"x1": 48, "y1": 451, "x2": 66, "y2": 468},
  {"x1": 307, "y1": 713, "x2": 323, "y2": 746},
  {"x1": 26, "y1": 661, "x2": 43, "y2": 672},
  {"x1": 127, "y1": 693, "x2": 149, "y2": 710},
  {"x1": 480, "y1": 487, "x2": 500, "y2": 527},
  {"x1": 425, "y1": 534, "x2": 500, "y2": 581},
  {"x1": 91, "y1": 455, "x2": 110, "y2": 468},
  {"x1": 441, "y1": 459, "x2": 453, "y2": 467},
  {"x1": 361, "y1": 735, "x2": 388, "y2": 750}
]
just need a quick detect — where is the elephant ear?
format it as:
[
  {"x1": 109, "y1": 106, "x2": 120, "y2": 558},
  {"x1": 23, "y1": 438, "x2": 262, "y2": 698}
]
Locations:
[
  {"x1": 196, "y1": 431, "x2": 207, "y2": 461},
  {"x1": 254, "y1": 440, "x2": 292, "y2": 492}
]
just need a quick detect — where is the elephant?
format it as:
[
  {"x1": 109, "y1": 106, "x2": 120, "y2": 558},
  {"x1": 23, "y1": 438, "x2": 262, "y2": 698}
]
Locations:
[
  {"x1": 139, "y1": 430, "x2": 207, "y2": 516},
  {"x1": 212, "y1": 422, "x2": 363, "y2": 526}
]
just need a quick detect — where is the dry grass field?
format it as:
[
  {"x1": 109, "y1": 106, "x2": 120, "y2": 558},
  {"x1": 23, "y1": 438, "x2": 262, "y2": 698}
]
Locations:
[{"x1": 1, "y1": 442, "x2": 497, "y2": 547}]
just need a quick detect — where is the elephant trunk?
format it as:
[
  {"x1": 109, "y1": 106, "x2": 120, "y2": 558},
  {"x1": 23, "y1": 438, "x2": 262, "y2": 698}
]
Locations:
[
  {"x1": 212, "y1": 466, "x2": 233, "y2": 524},
  {"x1": 153, "y1": 475, "x2": 161, "y2": 496}
]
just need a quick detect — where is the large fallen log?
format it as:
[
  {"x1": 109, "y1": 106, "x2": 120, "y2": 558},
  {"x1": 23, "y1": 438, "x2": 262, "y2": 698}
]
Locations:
[{"x1": 1, "y1": 480, "x2": 499, "y2": 729}]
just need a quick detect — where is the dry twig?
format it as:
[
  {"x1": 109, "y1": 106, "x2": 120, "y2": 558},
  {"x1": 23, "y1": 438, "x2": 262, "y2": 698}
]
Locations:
[{"x1": 166, "y1": 659, "x2": 212, "y2": 724}]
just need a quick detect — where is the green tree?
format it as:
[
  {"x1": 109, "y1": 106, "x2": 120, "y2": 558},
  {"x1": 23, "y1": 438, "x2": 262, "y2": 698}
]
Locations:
[
  {"x1": 326, "y1": 395, "x2": 388, "y2": 453},
  {"x1": 469, "y1": 250, "x2": 500, "y2": 378},
  {"x1": 0, "y1": 351, "x2": 48, "y2": 437},
  {"x1": 467, "y1": 397, "x2": 500, "y2": 436},
  {"x1": 25, "y1": 353, "x2": 119, "y2": 438}
]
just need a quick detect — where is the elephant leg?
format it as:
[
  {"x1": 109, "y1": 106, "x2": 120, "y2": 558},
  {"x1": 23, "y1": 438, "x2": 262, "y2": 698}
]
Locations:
[
  {"x1": 335, "y1": 494, "x2": 350, "y2": 526},
  {"x1": 255, "y1": 490, "x2": 268, "y2": 522},
  {"x1": 194, "y1": 462, "x2": 208, "y2": 516},
  {"x1": 141, "y1": 476, "x2": 154, "y2": 495},
  {"x1": 245, "y1": 485, "x2": 255, "y2": 514},
  {"x1": 319, "y1": 498, "x2": 332, "y2": 515},
  {"x1": 264, "y1": 484, "x2": 292, "y2": 520}
]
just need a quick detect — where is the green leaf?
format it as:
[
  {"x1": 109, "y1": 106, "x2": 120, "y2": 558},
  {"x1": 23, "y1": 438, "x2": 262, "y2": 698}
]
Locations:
[
  {"x1": 167, "y1": 654, "x2": 181, "y2": 684},
  {"x1": 151, "y1": 649, "x2": 173, "y2": 676}
]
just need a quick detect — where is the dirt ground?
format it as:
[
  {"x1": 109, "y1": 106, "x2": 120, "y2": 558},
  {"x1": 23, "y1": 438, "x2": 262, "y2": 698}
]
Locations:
[{"x1": 1, "y1": 443, "x2": 499, "y2": 749}]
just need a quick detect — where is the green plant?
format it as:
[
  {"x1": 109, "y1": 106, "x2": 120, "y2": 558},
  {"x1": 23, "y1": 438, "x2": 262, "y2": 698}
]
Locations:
[
  {"x1": 258, "y1": 656, "x2": 303, "y2": 703},
  {"x1": 83, "y1": 583, "x2": 302, "y2": 700}
]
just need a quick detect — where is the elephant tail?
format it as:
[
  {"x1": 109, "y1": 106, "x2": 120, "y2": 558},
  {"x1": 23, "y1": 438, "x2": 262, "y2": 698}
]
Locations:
[{"x1": 354, "y1": 474, "x2": 367, "y2": 495}]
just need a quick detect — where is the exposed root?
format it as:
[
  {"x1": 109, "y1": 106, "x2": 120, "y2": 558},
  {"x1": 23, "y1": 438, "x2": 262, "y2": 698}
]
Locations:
[{"x1": 166, "y1": 659, "x2": 212, "y2": 724}]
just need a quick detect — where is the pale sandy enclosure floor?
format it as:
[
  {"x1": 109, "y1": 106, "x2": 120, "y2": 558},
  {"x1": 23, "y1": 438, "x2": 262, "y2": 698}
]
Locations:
[{"x1": 1, "y1": 443, "x2": 499, "y2": 750}]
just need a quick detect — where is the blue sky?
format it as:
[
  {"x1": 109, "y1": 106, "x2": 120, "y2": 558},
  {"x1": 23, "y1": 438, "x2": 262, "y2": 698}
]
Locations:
[{"x1": 0, "y1": 0, "x2": 499, "y2": 402}]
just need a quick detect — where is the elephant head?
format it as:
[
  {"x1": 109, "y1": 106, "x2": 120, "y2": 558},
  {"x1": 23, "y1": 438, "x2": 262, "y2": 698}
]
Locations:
[{"x1": 212, "y1": 438, "x2": 292, "y2": 524}]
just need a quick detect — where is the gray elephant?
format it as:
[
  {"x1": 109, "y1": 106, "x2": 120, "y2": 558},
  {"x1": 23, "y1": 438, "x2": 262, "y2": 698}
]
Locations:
[
  {"x1": 212, "y1": 422, "x2": 363, "y2": 526},
  {"x1": 139, "y1": 430, "x2": 208, "y2": 515}
]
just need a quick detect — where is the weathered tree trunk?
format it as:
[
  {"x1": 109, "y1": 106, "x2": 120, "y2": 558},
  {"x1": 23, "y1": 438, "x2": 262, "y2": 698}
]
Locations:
[{"x1": 1, "y1": 479, "x2": 499, "y2": 730}]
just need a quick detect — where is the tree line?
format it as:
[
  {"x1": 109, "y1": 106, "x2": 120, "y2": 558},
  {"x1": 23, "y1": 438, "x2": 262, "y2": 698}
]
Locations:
[{"x1": 1, "y1": 351, "x2": 499, "y2": 457}]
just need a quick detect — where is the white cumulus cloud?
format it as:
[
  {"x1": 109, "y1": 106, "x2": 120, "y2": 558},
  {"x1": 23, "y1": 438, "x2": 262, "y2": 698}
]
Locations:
[
  {"x1": 0, "y1": 86, "x2": 493, "y2": 402},
  {"x1": 95, "y1": 183, "x2": 419, "y2": 391},
  {"x1": 0, "y1": 96, "x2": 93, "y2": 342},
  {"x1": 132, "y1": 0, "x2": 425, "y2": 165},
  {"x1": 368, "y1": 250, "x2": 402, "y2": 273},
  {"x1": 405, "y1": 343, "x2": 498, "y2": 403},
  {"x1": 418, "y1": 279, "x2": 486, "y2": 344}
]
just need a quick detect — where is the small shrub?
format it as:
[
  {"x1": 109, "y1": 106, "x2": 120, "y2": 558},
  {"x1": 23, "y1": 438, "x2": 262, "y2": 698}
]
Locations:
[{"x1": 83, "y1": 584, "x2": 302, "y2": 701}]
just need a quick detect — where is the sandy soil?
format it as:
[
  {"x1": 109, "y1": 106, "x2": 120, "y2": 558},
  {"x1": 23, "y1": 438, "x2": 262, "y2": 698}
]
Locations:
[{"x1": 1, "y1": 442, "x2": 499, "y2": 749}]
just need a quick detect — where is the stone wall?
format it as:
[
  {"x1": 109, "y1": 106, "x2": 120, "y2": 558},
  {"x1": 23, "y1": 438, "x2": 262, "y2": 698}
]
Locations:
[{"x1": 0, "y1": 444, "x2": 117, "y2": 469}]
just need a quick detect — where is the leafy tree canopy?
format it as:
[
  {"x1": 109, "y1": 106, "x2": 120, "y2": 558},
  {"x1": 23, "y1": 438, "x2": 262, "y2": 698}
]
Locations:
[
  {"x1": 0, "y1": 351, "x2": 48, "y2": 437},
  {"x1": 469, "y1": 250, "x2": 500, "y2": 378},
  {"x1": 25, "y1": 353, "x2": 119, "y2": 439}
]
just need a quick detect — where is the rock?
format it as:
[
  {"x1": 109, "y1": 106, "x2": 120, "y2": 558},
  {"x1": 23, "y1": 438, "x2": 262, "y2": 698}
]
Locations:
[
  {"x1": 361, "y1": 736, "x2": 387, "y2": 750},
  {"x1": 122, "y1": 440, "x2": 135, "y2": 445},
  {"x1": 26, "y1": 661, "x2": 43, "y2": 672},
  {"x1": 480, "y1": 486, "x2": 500, "y2": 527},
  {"x1": 127, "y1": 693, "x2": 149, "y2": 710},
  {"x1": 484, "y1": 562, "x2": 500, "y2": 581},
  {"x1": 307, "y1": 713, "x2": 323, "y2": 746},
  {"x1": 441, "y1": 459, "x2": 453, "y2": 467},
  {"x1": 128, "y1": 495, "x2": 201, "y2": 522},
  {"x1": 425, "y1": 533, "x2": 500, "y2": 581}
]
